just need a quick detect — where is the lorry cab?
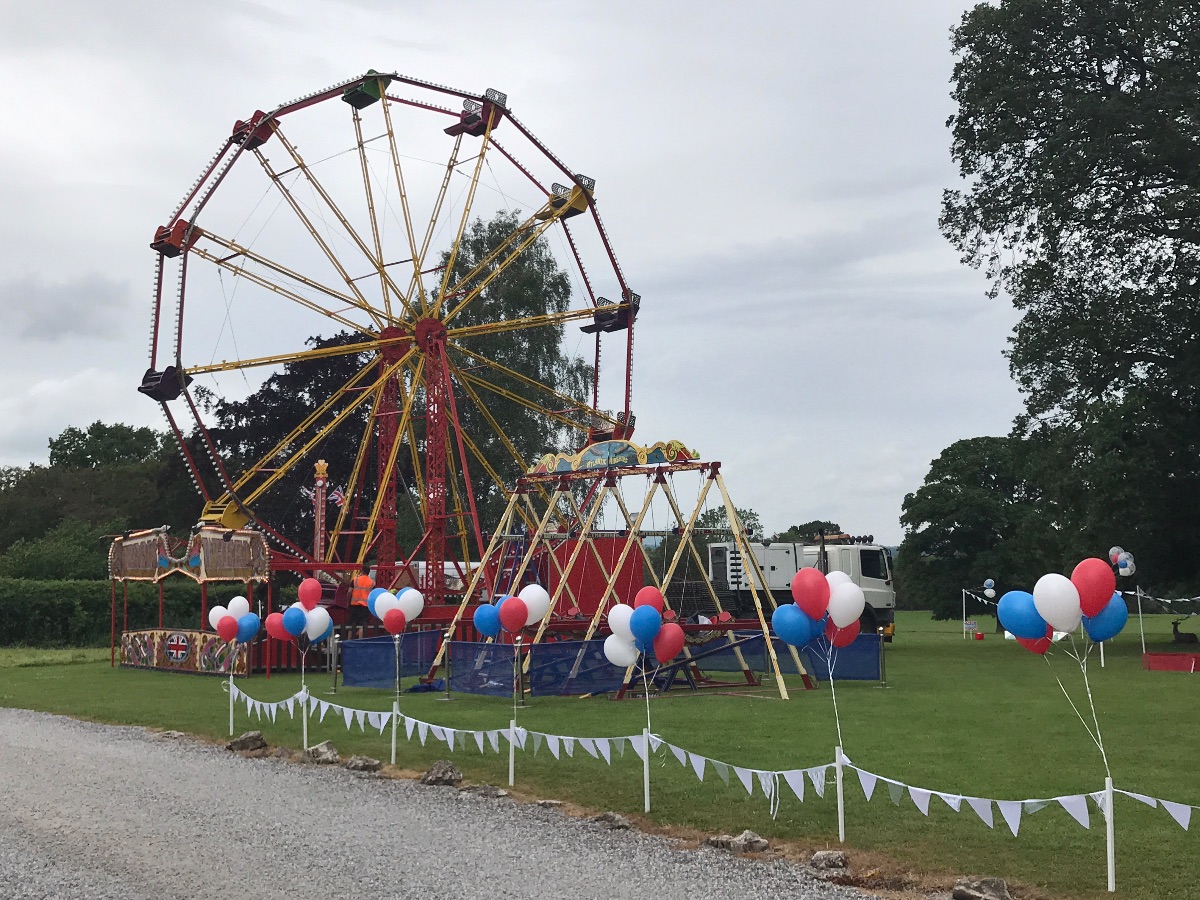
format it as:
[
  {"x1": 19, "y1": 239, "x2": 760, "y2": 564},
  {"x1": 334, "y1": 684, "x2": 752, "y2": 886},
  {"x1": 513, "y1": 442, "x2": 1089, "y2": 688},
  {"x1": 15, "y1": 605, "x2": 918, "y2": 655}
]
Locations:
[{"x1": 707, "y1": 539, "x2": 896, "y2": 635}]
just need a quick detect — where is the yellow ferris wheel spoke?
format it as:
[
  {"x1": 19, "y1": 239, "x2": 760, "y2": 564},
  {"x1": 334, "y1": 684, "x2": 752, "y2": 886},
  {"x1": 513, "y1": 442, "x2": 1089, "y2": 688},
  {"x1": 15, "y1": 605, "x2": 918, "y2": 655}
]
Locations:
[
  {"x1": 379, "y1": 96, "x2": 429, "y2": 312},
  {"x1": 193, "y1": 232, "x2": 380, "y2": 327},
  {"x1": 433, "y1": 115, "x2": 497, "y2": 318},
  {"x1": 324, "y1": 384, "x2": 385, "y2": 563},
  {"x1": 410, "y1": 132, "x2": 464, "y2": 311},
  {"x1": 184, "y1": 332, "x2": 409, "y2": 377},
  {"x1": 359, "y1": 356, "x2": 424, "y2": 556},
  {"x1": 237, "y1": 351, "x2": 414, "y2": 508},
  {"x1": 455, "y1": 367, "x2": 589, "y2": 439},
  {"x1": 351, "y1": 106, "x2": 395, "y2": 321},
  {"x1": 448, "y1": 304, "x2": 618, "y2": 340}
]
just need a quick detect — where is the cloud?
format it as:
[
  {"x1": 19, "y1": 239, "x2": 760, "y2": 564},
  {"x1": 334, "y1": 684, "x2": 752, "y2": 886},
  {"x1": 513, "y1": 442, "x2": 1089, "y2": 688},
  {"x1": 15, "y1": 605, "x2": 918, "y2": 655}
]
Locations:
[{"x1": 0, "y1": 276, "x2": 133, "y2": 341}]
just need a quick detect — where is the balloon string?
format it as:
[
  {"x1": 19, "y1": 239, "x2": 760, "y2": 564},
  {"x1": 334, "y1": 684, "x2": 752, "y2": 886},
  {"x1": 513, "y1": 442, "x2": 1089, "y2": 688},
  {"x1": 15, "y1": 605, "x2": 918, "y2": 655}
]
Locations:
[
  {"x1": 1078, "y1": 641, "x2": 1112, "y2": 779},
  {"x1": 825, "y1": 643, "x2": 844, "y2": 750},
  {"x1": 1044, "y1": 654, "x2": 1107, "y2": 769}
]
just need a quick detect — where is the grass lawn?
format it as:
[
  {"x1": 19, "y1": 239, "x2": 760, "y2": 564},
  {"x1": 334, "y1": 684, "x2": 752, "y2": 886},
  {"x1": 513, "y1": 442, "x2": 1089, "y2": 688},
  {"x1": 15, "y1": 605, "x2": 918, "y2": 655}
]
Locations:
[{"x1": 2, "y1": 611, "x2": 1199, "y2": 899}]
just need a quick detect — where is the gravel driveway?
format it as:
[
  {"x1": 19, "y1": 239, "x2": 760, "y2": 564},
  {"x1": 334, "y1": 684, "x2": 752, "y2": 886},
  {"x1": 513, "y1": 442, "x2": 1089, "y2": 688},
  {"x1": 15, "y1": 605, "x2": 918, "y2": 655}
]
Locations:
[{"x1": 0, "y1": 707, "x2": 882, "y2": 900}]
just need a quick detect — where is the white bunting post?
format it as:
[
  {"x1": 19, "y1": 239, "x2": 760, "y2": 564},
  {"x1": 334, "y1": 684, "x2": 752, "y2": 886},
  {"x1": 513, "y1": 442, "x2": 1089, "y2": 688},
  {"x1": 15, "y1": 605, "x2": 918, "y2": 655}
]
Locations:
[
  {"x1": 1106, "y1": 776, "x2": 1116, "y2": 892},
  {"x1": 835, "y1": 745, "x2": 846, "y2": 843},
  {"x1": 643, "y1": 727, "x2": 652, "y2": 813},
  {"x1": 301, "y1": 688, "x2": 309, "y2": 751},
  {"x1": 390, "y1": 699, "x2": 399, "y2": 766},
  {"x1": 228, "y1": 654, "x2": 235, "y2": 737},
  {"x1": 508, "y1": 719, "x2": 517, "y2": 787}
]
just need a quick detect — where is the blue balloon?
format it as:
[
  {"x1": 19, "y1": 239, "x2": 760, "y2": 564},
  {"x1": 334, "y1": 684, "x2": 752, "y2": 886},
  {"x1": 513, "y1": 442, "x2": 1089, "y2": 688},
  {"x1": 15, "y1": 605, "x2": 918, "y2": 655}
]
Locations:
[
  {"x1": 282, "y1": 605, "x2": 307, "y2": 637},
  {"x1": 473, "y1": 603, "x2": 501, "y2": 638},
  {"x1": 236, "y1": 612, "x2": 261, "y2": 643},
  {"x1": 983, "y1": 579, "x2": 995, "y2": 590},
  {"x1": 311, "y1": 619, "x2": 334, "y2": 645},
  {"x1": 1083, "y1": 592, "x2": 1128, "y2": 643},
  {"x1": 629, "y1": 605, "x2": 663, "y2": 644},
  {"x1": 772, "y1": 604, "x2": 811, "y2": 646},
  {"x1": 997, "y1": 590, "x2": 1047, "y2": 639},
  {"x1": 367, "y1": 587, "x2": 388, "y2": 617}
]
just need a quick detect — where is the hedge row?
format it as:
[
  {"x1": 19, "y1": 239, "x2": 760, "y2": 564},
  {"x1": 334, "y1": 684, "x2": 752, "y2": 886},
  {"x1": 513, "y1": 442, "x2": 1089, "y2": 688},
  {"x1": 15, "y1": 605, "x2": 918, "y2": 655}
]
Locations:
[{"x1": 0, "y1": 578, "x2": 294, "y2": 648}]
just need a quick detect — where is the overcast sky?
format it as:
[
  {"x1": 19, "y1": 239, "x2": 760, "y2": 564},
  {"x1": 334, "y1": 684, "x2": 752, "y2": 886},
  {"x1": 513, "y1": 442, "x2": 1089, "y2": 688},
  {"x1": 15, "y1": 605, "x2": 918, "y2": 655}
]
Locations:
[{"x1": 0, "y1": 0, "x2": 1023, "y2": 545}]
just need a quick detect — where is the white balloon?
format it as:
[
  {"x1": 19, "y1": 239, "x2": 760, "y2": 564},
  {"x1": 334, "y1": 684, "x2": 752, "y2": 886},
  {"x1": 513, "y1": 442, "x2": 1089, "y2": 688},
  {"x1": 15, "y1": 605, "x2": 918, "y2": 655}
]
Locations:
[
  {"x1": 207, "y1": 605, "x2": 229, "y2": 631},
  {"x1": 519, "y1": 584, "x2": 552, "y2": 625},
  {"x1": 1033, "y1": 573, "x2": 1083, "y2": 632},
  {"x1": 1109, "y1": 546, "x2": 1124, "y2": 564},
  {"x1": 227, "y1": 596, "x2": 250, "y2": 619},
  {"x1": 828, "y1": 582, "x2": 866, "y2": 628},
  {"x1": 305, "y1": 606, "x2": 331, "y2": 640},
  {"x1": 607, "y1": 604, "x2": 635, "y2": 641},
  {"x1": 984, "y1": 588, "x2": 996, "y2": 599},
  {"x1": 826, "y1": 571, "x2": 852, "y2": 592},
  {"x1": 395, "y1": 588, "x2": 424, "y2": 622},
  {"x1": 374, "y1": 592, "x2": 399, "y2": 620},
  {"x1": 1123, "y1": 561, "x2": 1137, "y2": 576},
  {"x1": 603, "y1": 633, "x2": 639, "y2": 667}
]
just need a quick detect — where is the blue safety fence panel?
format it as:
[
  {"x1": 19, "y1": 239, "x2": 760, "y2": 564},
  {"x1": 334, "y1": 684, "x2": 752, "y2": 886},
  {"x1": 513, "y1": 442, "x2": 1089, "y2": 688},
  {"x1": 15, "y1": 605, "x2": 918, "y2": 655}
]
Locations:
[
  {"x1": 448, "y1": 641, "x2": 517, "y2": 697},
  {"x1": 341, "y1": 631, "x2": 441, "y2": 689},
  {"x1": 800, "y1": 634, "x2": 882, "y2": 681},
  {"x1": 527, "y1": 640, "x2": 627, "y2": 697}
]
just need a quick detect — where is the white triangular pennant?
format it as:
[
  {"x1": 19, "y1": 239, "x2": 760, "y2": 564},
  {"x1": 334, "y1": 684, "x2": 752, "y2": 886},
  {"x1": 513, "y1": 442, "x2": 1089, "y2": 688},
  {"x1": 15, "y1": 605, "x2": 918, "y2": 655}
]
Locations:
[
  {"x1": 936, "y1": 792, "x2": 962, "y2": 812},
  {"x1": 532, "y1": 733, "x2": 544, "y2": 755},
  {"x1": 546, "y1": 735, "x2": 560, "y2": 759},
  {"x1": 342, "y1": 706, "x2": 353, "y2": 730},
  {"x1": 405, "y1": 717, "x2": 415, "y2": 739},
  {"x1": 689, "y1": 753, "x2": 706, "y2": 782},
  {"x1": 367, "y1": 712, "x2": 382, "y2": 732},
  {"x1": 910, "y1": 788, "x2": 932, "y2": 815},
  {"x1": 430, "y1": 725, "x2": 445, "y2": 743},
  {"x1": 1057, "y1": 795, "x2": 1090, "y2": 829},
  {"x1": 711, "y1": 760, "x2": 730, "y2": 786},
  {"x1": 514, "y1": 728, "x2": 528, "y2": 750},
  {"x1": 1161, "y1": 800, "x2": 1192, "y2": 830},
  {"x1": 230, "y1": 684, "x2": 240, "y2": 701},
  {"x1": 1117, "y1": 790, "x2": 1157, "y2": 808},
  {"x1": 856, "y1": 769, "x2": 878, "y2": 801},
  {"x1": 808, "y1": 765, "x2": 827, "y2": 798},
  {"x1": 596, "y1": 738, "x2": 611, "y2": 764},
  {"x1": 320, "y1": 702, "x2": 332, "y2": 723},
  {"x1": 253, "y1": 700, "x2": 262, "y2": 719},
  {"x1": 285, "y1": 697, "x2": 295, "y2": 717},
  {"x1": 756, "y1": 771, "x2": 774, "y2": 799},
  {"x1": 418, "y1": 721, "x2": 429, "y2": 745},
  {"x1": 487, "y1": 730, "x2": 499, "y2": 753},
  {"x1": 1090, "y1": 791, "x2": 1108, "y2": 819},
  {"x1": 474, "y1": 731, "x2": 485, "y2": 753},
  {"x1": 308, "y1": 695, "x2": 318, "y2": 713},
  {"x1": 355, "y1": 710, "x2": 366, "y2": 732},
  {"x1": 784, "y1": 770, "x2": 805, "y2": 802},
  {"x1": 629, "y1": 735, "x2": 646, "y2": 762},
  {"x1": 886, "y1": 781, "x2": 905, "y2": 806},
  {"x1": 997, "y1": 800, "x2": 1022, "y2": 836},
  {"x1": 649, "y1": 735, "x2": 663, "y2": 752},
  {"x1": 562, "y1": 737, "x2": 574, "y2": 757},
  {"x1": 669, "y1": 744, "x2": 687, "y2": 767},
  {"x1": 966, "y1": 797, "x2": 994, "y2": 828},
  {"x1": 579, "y1": 737, "x2": 597, "y2": 758},
  {"x1": 1023, "y1": 799, "x2": 1049, "y2": 813},
  {"x1": 733, "y1": 767, "x2": 754, "y2": 795},
  {"x1": 268, "y1": 704, "x2": 277, "y2": 723},
  {"x1": 244, "y1": 694, "x2": 253, "y2": 714},
  {"x1": 613, "y1": 737, "x2": 626, "y2": 757},
  {"x1": 445, "y1": 729, "x2": 456, "y2": 751}
]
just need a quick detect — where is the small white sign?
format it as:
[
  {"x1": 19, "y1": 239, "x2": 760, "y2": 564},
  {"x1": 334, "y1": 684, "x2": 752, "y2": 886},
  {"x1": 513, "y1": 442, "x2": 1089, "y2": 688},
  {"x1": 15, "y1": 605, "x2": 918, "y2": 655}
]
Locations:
[{"x1": 964, "y1": 620, "x2": 978, "y2": 632}]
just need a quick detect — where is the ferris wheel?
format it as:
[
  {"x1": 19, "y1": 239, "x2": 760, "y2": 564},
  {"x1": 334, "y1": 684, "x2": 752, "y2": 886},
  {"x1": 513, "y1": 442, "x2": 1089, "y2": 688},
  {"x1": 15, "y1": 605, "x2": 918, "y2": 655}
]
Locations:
[{"x1": 140, "y1": 70, "x2": 639, "y2": 603}]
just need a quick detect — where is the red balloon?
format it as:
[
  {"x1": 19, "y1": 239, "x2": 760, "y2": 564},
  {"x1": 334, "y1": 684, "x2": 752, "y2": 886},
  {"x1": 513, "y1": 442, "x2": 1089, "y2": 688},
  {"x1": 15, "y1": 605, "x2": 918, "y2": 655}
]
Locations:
[
  {"x1": 298, "y1": 577, "x2": 323, "y2": 611},
  {"x1": 823, "y1": 617, "x2": 860, "y2": 648},
  {"x1": 264, "y1": 612, "x2": 287, "y2": 641},
  {"x1": 383, "y1": 608, "x2": 407, "y2": 636},
  {"x1": 634, "y1": 586, "x2": 665, "y2": 613},
  {"x1": 217, "y1": 615, "x2": 239, "y2": 642},
  {"x1": 1017, "y1": 624, "x2": 1054, "y2": 655},
  {"x1": 791, "y1": 568, "x2": 831, "y2": 619},
  {"x1": 499, "y1": 597, "x2": 529, "y2": 634},
  {"x1": 1071, "y1": 558, "x2": 1117, "y2": 618},
  {"x1": 652, "y1": 622, "x2": 686, "y2": 663}
]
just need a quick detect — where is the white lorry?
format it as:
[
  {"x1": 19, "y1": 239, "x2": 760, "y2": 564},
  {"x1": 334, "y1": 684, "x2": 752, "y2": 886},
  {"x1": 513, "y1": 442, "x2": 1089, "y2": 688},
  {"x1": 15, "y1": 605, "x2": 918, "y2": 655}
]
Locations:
[{"x1": 706, "y1": 539, "x2": 896, "y2": 635}]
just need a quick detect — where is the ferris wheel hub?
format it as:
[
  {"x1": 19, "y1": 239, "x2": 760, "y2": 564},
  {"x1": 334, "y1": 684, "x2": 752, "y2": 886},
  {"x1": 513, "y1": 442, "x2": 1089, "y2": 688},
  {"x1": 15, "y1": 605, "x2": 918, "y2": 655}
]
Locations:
[{"x1": 414, "y1": 318, "x2": 448, "y2": 353}]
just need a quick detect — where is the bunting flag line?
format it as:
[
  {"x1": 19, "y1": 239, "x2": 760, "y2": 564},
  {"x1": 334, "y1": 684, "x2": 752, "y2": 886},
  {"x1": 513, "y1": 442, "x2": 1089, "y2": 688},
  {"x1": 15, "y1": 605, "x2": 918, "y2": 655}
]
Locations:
[{"x1": 224, "y1": 685, "x2": 1200, "y2": 833}]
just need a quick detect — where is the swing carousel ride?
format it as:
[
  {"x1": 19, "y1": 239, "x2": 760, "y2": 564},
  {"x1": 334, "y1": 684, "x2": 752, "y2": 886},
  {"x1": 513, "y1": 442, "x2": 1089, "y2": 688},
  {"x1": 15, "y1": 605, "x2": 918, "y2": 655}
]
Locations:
[{"x1": 118, "y1": 70, "x2": 792, "y2": 689}]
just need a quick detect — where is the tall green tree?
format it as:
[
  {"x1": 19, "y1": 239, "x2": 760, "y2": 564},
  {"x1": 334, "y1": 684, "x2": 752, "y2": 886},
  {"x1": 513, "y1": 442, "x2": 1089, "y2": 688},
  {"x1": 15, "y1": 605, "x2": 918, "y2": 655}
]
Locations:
[
  {"x1": 771, "y1": 521, "x2": 842, "y2": 542},
  {"x1": 939, "y1": 0, "x2": 1200, "y2": 592},
  {"x1": 48, "y1": 422, "x2": 164, "y2": 468}
]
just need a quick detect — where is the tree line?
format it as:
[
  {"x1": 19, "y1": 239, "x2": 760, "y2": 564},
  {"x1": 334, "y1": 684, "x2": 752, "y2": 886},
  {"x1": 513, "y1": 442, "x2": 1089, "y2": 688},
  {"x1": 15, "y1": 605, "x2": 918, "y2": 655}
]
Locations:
[{"x1": 897, "y1": 0, "x2": 1200, "y2": 617}]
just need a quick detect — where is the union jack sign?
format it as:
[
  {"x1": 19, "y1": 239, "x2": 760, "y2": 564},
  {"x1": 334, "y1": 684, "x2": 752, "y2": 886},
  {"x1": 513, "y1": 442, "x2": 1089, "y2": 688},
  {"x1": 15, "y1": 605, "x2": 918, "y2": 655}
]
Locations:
[{"x1": 164, "y1": 632, "x2": 191, "y2": 664}]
